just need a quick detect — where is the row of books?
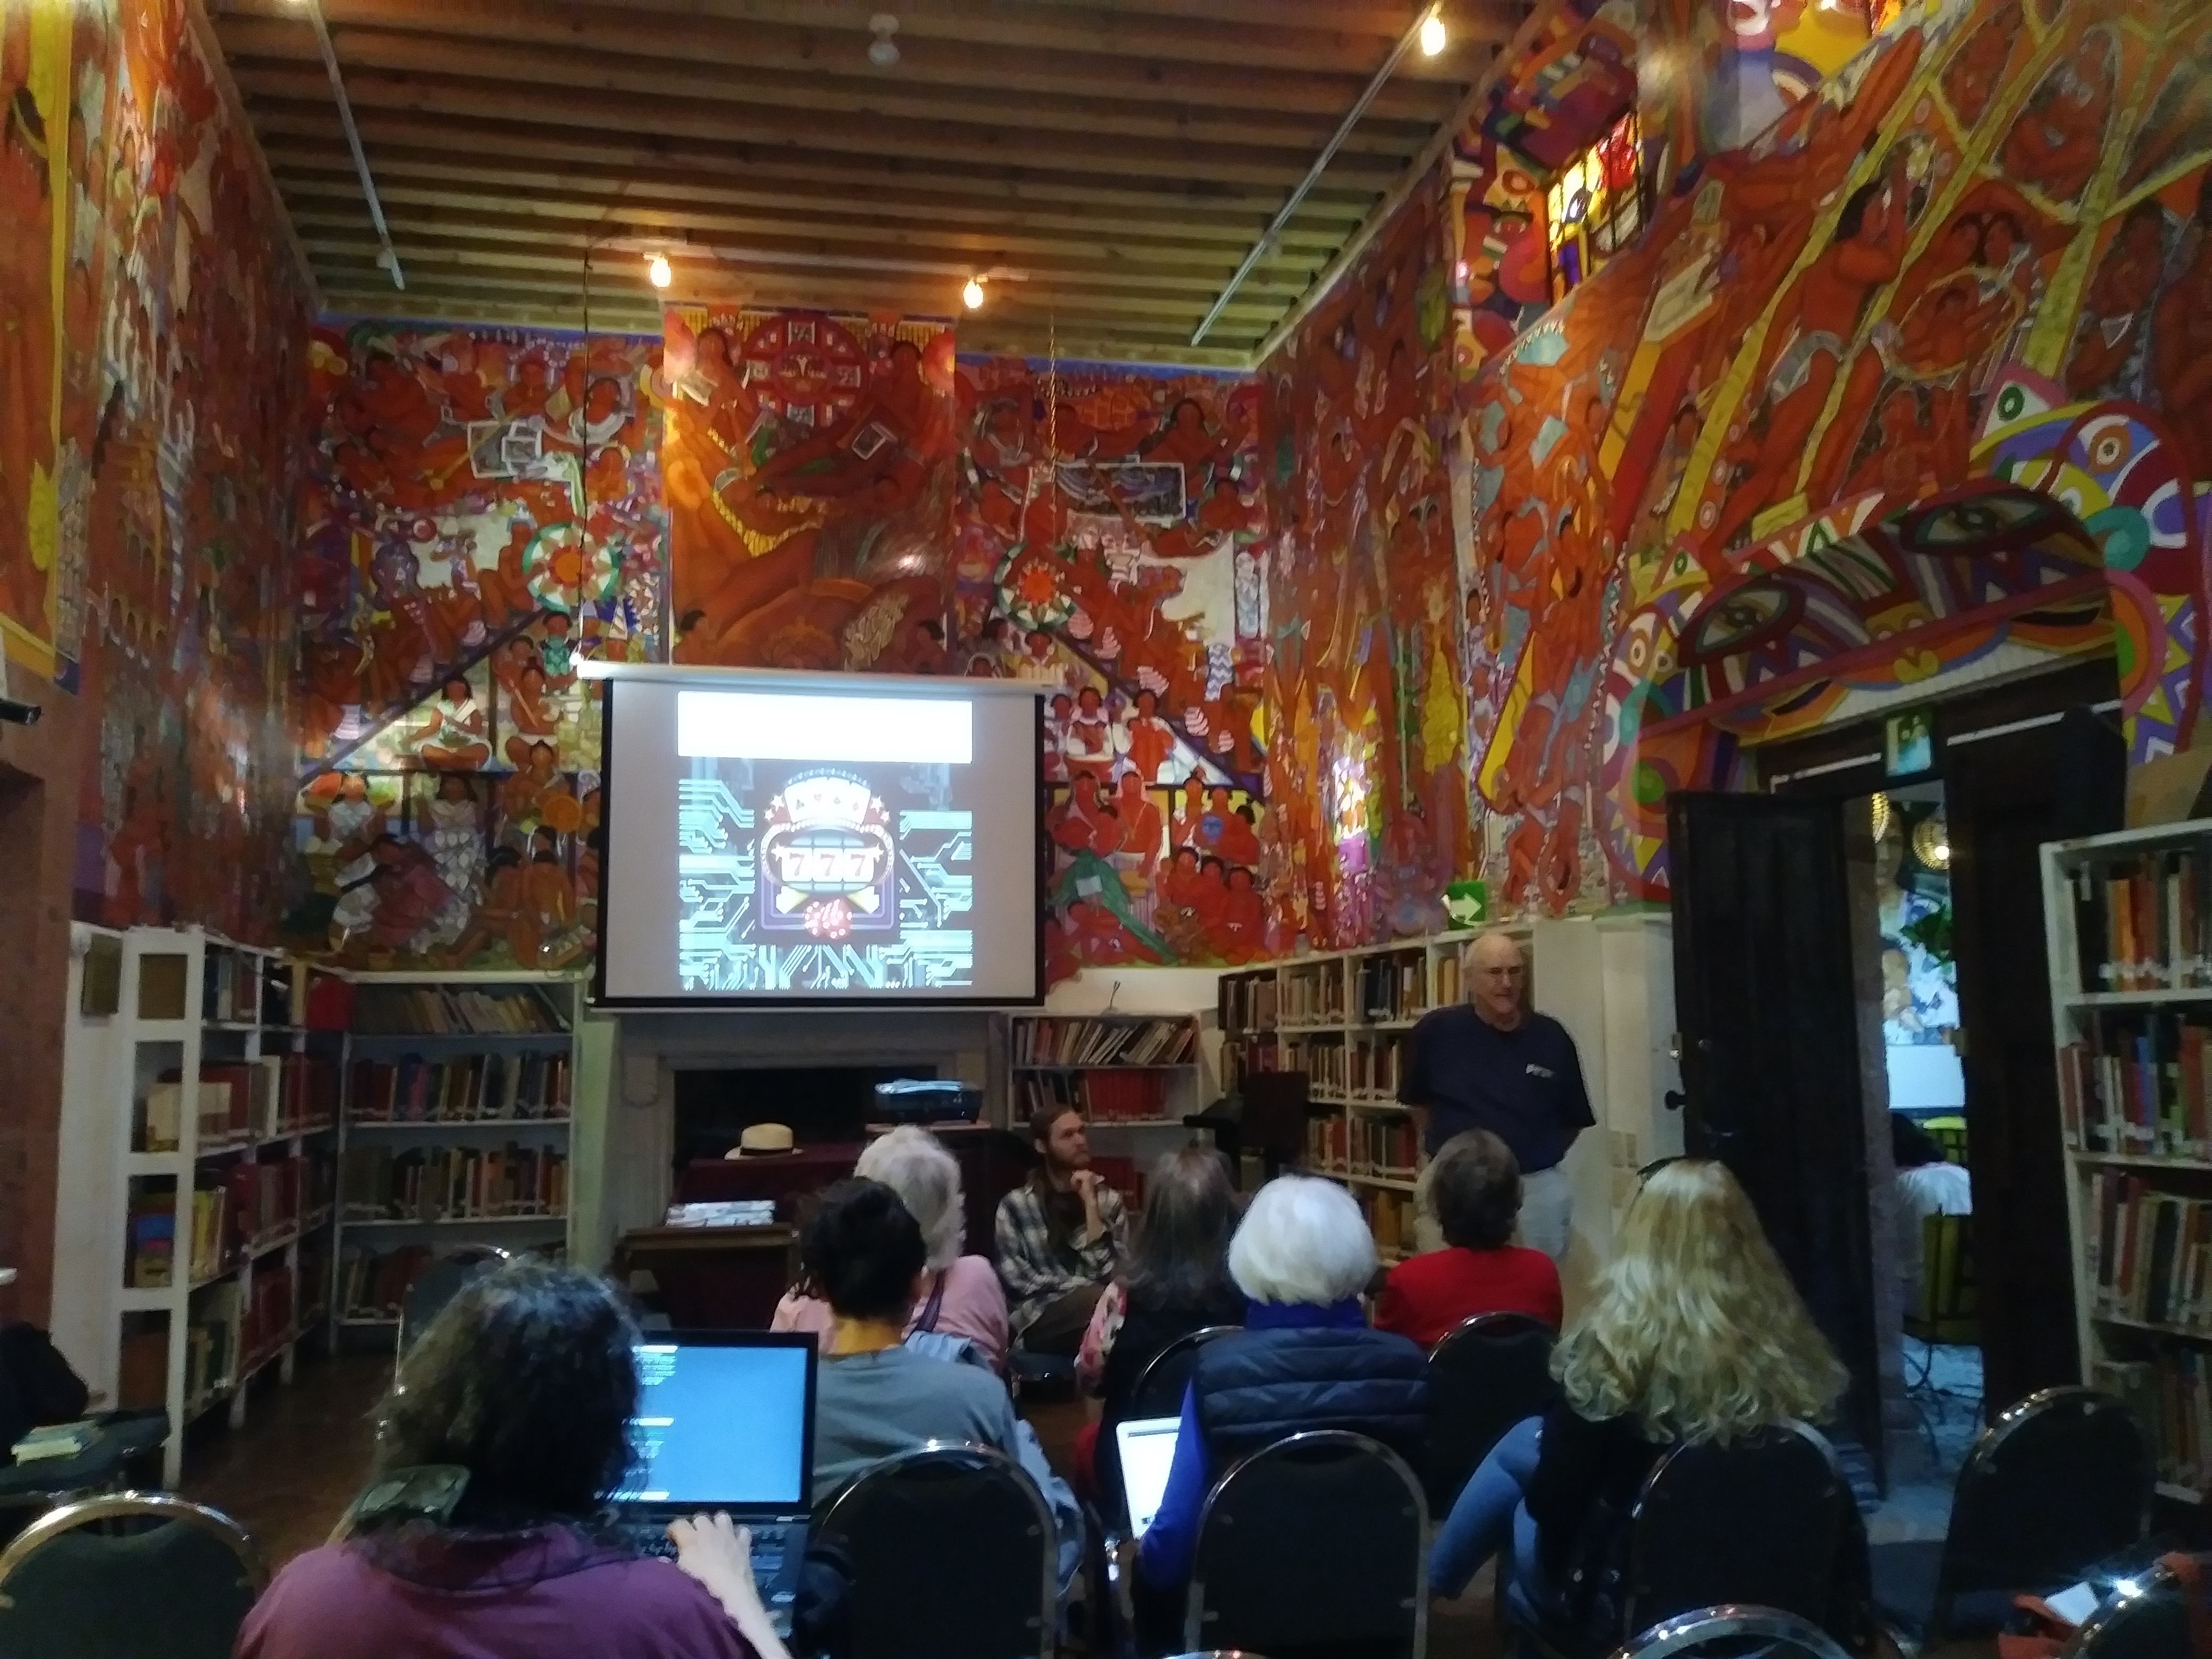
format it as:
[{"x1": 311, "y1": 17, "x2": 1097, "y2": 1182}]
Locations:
[
  {"x1": 347, "y1": 1054, "x2": 573, "y2": 1122},
  {"x1": 1279, "y1": 968, "x2": 1345, "y2": 1026},
  {"x1": 1220, "y1": 974, "x2": 1278, "y2": 1036},
  {"x1": 1090, "y1": 1154, "x2": 1147, "y2": 1213},
  {"x1": 2068, "y1": 849, "x2": 2211, "y2": 994},
  {"x1": 1358, "y1": 1187, "x2": 1417, "y2": 1258},
  {"x1": 144, "y1": 1055, "x2": 340, "y2": 1153},
  {"x1": 1010, "y1": 1017, "x2": 1196, "y2": 1067},
  {"x1": 1436, "y1": 953, "x2": 1463, "y2": 1009},
  {"x1": 1299, "y1": 1037, "x2": 1405, "y2": 1098},
  {"x1": 2058, "y1": 1023, "x2": 2212, "y2": 1158},
  {"x1": 128, "y1": 1157, "x2": 334, "y2": 1289},
  {"x1": 2096, "y1": 1352, "x2": 2212, "y2": 1498},
  {"x1": 339, "y1": 1143, "x2": 569, "y2": 1222},
  {"x1": 339, "y1": 1242, "x2": 563, "y2": 1321},
  {"x1": 1013, "y1": 1070, "x2": 1175, "y2": 1124},
  {"x1": 353, "y1": 985, "x2": 565, "y2": 1036},
  {"x1": 2082, "y1": 1171, "x2": 2212, "y2": 1330},
  {"x1": 129, "y1": 1186, "x2": 231, "y2": 1288},
  {"x1": 1355, "y1": 953, "x2": 1429, "y2": 1024},
  {"x1": 1345, "y1": 1115, "x2": 1420, "y2": 1176},
  {"x1": 203, "y1": 947, "x2": 297, "y2": 1026}
]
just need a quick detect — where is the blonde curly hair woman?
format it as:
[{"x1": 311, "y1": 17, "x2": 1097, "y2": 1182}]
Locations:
[{"x1": 1430, "y1": 1159, "x2": 1846, "y2": 1624}]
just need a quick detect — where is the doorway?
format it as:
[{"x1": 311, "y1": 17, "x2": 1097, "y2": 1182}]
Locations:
[{"x1": 1671, "y1": 657, "x2": 2124, "y2": 1492}]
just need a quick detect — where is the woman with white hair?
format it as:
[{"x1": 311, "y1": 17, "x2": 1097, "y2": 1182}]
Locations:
[
  {"x1": 772, "y1": 1126, "x2": 1009, "y2": 1372},
  {"x1": 1132, "y1": 1175, "x2": 1427, "y2": 1619}
]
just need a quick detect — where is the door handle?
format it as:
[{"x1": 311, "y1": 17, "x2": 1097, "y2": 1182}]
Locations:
[{"x1": 1663, "y1": 1090, "x2": 1686, "y2": 1112}]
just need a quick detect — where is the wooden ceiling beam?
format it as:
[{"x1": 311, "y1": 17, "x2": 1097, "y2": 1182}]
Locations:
[
  {"x1": 214, "y1": 0, "x2": 1510, "y2": 80},
  {"x1": 216, "y1": 20, "x2": 1437, "y2": 156},
  {"x1": 273, "y1": 167, "x2": 1352, "y2": 266},
  {"x1": 261, "y1": 140, "x2": 1375, "y2": 237},
  {"x1": 210, "y1": 0, "x2": 1467, "y2": 125},
  {"x1": 228, "y1": 68, "x2": 1412, "y2": 189},
  {"x1": 281, "y1": 199, "x2": 1329, "y2": 296}
]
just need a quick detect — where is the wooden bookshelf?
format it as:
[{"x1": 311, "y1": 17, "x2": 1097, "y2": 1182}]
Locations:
[
  {"x1": 2045, "y1": 820, "x2": 2212, "y2": 1506},
  {"x1": 1002, "y1": 1012, "x2": 1207, "y2": 1212},
  {"x1": 65, "y1": 927, "x2": 341, "y2": 1486},
  {"x1": 331, "y1": 971, "x2": 579, "y2": 1339},
  {"x1": 1215, "y1": 925, "x2": 1536, "y2": 1258}
]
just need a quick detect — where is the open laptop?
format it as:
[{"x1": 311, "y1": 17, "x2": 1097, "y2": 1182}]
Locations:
[
  {"x1": 614, "y1": 1331, "x2": 818, "y2": 1637},
  {"x1": 1115, "y1": 1414, "x2": 1182, "y2": 1539}
]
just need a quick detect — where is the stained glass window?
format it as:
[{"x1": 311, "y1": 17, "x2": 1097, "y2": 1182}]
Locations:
[{"x1": 1547, "y1": 108, "x2": 1646, "y2": 302}]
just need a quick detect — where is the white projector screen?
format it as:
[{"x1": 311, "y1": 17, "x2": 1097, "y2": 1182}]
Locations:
[{"x1": 594, "y1": 666, "x2": 1045, "y2": 1005}]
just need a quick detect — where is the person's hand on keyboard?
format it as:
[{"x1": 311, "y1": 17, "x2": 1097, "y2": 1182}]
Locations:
[{"x1": 669, "y1": 1512, "x2": 794, "y2": 1659}]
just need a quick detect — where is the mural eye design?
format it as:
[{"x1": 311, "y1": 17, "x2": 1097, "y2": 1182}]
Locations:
[
  {"x1": 1988, "y1": 374, "x2": 2050, "y2": 429},
  {"x1": 1680, "y1": 579, "x2": 1798, "y2": 664}
]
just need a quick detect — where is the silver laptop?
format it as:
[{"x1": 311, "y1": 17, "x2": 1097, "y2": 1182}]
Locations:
[
  {"x1": 1115, "y1": 1413, "x2": 1183, "y2": 1538},
  {"x1": 614, "y1": 1331, "x2": 818, "y2": 1636}
]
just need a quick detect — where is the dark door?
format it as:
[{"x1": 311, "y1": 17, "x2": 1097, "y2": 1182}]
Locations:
[
  {"x1": 1945, "y1": 712, "x2": 2119, "y2": 1411},
  {"x1": 1668, "y1": 792, "x2": 1884, "y2": 1481}
]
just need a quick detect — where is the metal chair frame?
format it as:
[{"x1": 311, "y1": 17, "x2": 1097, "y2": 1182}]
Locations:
[
  {"x1": 1425, "y1": 1310, "x2": 1557, "y2": 1504},
  {"x1": 393, "y1": 1243, "x2": 512, "y2": 1365},
  {"x1": 0, "y1": 1488, "x2": 267, "y2": 1657},
  {"x1": 1126, "y1": 1325, "x2": 1244, "y2": 1419},
  {"x1": 1610, "y1": 1603, "x2": 1852, "y2": 1659},
  {"x1": 817, "y1": 1438, "x2": 1057, "y2": 1659},
  {"x1": 1184, "y1": 1428, "x2": 1429, "y2": 1658},
  {"x1": 2055, "y1": 1553, "x2": 2208, "y2": 1657}
]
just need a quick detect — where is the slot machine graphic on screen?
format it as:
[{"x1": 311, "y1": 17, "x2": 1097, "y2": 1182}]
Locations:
[{"x1": 588, "y1": 665, "x2": 1046, "y2": 1006}]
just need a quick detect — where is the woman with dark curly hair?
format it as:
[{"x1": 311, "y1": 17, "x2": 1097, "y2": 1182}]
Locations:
[
  {"x1": 1373, "y1": 1128, "x2": 1562, "y2": 1349},
  {"x1": 238, "y1": 1259, "x2": 790, "y2": 1659}
]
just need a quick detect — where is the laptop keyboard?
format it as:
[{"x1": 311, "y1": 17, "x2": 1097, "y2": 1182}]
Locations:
[{"x1": 619, "y1": 1519, "x2": 802, "y2": 1633}]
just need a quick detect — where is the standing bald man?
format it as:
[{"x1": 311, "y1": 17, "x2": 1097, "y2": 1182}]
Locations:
[{"x1": 1396, "y1": 930, "x2": 1591, "y2": 1263}]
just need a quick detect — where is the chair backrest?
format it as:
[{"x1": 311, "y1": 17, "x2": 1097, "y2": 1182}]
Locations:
[
  {"x1": 1423, "y1": 1311, "x2": 1557, "y2": 1510},
  {"x1": 1935, "y1": 1386, "x2": 2153, "y2": 1639},
  {"x1": 1186, "y1": 1430, "x2": 1427, "y2": 1659},
  {"x1": 1905, "y1": 1213, "x2": 1979, "y2": 1344},
  {"x1": 1129, "y1": 1325, "x2": 1243, "y2": 1420},
  {"x1": 816, "y1": 1440, "x2": 1054, "y2": 1659},
  {"x1": 0, "y1": 1491, "x2": 267, "y2": 1659},
  {"x1": 1613, "y1": 1603, "x2": 1854, "y2": 1659},
  {"x1": 2059, "y1": 1553, "x2": 2210, "y2": 1658},
  {"x1": 1624, "y1": 1423, "x2": 1849, "y2": 1635},
  {"x1": 396, "y1": 1245, "x2": 510, "y2": 1358}
]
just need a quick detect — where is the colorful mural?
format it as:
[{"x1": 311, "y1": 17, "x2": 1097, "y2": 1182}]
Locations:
[
  {"x1": 285, "y1": 323, "x2": 664, "y2": 967},
  {"x1": 954, "y1": 357, "x2": 1271, "y2": 975},
  {"x1": 1260, "y1": 191, "x2": 1468, "y2": 950},
  {"x1": 1448, "y1": 0, "x2": 2212, "y2": 911},
  {"x1": 0, "y1": 0, "x2": 313, "y2": 936}
]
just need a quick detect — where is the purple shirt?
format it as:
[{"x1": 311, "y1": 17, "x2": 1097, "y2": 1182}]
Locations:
[{"x1": 237, "y1": 1527, "x2": 756, "y2": 1659}]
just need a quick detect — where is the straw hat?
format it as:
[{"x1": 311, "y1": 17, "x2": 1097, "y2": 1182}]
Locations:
[{"x1": 731, "y1": 1122, "x2": 797, "y2": 1158}]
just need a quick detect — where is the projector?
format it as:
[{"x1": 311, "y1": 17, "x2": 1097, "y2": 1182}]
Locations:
[{"x1": 872, "y1": 1079, "x2": 981, "y2": 1126}]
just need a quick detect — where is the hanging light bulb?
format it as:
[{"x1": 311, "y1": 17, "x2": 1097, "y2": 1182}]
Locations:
[
  {"x1": 647, "y1": 253, "x2": 673, "y2": 290},
  {"x1": 962, "y1": 275, "x2": 986, "y2": 309},
  {"x1": 1419, "y1": 8, "x2": 1447, "y2": 56}
]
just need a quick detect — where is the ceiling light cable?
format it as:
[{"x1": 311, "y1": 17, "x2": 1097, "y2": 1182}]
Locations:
[{"x1": 301, "y1": 0, "x2": 404, "y2": 290}]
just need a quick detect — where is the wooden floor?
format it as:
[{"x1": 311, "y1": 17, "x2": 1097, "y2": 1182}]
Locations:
[{"x1": 178, "y1": 1356, "x2": 1983, "y2": 1658}]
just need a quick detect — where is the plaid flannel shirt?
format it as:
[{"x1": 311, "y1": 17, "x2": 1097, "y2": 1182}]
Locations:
[{"x1": 993, "y1": 1179, "x2": 1127, "y2": 1333}]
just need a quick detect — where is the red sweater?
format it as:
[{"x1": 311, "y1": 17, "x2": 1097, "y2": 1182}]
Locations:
[{"x1": 1372, "y1": 1244, "x2": 1563, "y2": 1350}]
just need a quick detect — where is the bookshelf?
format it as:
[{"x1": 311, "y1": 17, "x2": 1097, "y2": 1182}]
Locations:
[
  {"x1": 87, "y1": 928, "x2": 340, "y2": 1487},
  {"x1": 2045, "y1": 818, "x2": 2212, "y2": 1505},
  {"x1": 1216, "y1": 926, "x2": 1534, "y2": 1264},
  {"x1": 1004, "y1": 1012, "x2": 1206, "y2": 1213},
  {"x1": 332, "y1": 972, "x2": 580, "y2": 1339}
]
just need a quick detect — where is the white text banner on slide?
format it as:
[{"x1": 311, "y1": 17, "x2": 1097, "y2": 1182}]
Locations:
[{"x1": 677, "y1": 690, "x2": 974, "y2": 765}]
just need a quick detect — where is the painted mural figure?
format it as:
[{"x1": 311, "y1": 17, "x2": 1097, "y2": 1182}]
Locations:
[
  {"x1": 2152, "y1": 181, "x2": 2212, "y2": 485},
  {"x1": 1999, "y1": 30, "x2": 2115, "y2": 207},
  {"x1": 2067, "y1": 200, "x2": 2167, "y2": 398},
  {"x1": 0, "y1": 23, "x2": 56, "y2": 625}
]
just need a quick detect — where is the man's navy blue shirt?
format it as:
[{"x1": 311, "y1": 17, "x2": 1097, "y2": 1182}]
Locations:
[{"x1": 1396, "y1": 1005, "x2": 1594, "y2": 1168}]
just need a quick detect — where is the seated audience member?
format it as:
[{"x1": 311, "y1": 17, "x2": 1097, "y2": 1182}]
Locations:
[
  {"x1": 995, "y1": 1103, "x2": 1128, "y2": 1355},
  {"x1": 238, "y1": 1261, "x2": 788, "y2": 1659},
  {"x1": 1074, "y1": 1144, "x2": 1246, "y2": 1497},
  {"x1": 805, "y1": 1179, "x2": 1083, "y2": 1597},
  {"x1": 772, "y1": 1126, "x2": 1010, "y2": 1371},
  {"x1": 1376, "y1": 1129, "x2": 1562, "y2": 1348},
  {"x1": 1429, "y1": 1159, "x2": 1847, "y2": 1638},
  {"x1": 1136, "y1": 1175, "x2": 1428, "y2": 1606},
  {"x1": 1891, "y1": 1112, "x2": 1971, "y2": 1310}
]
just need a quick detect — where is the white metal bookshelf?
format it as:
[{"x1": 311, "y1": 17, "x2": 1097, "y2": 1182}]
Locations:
[
  {"x1": 331, "y1": 970, "x2": 582, "y2": 1338},
  {"x1": 1002, "y1": 1011, "x2": 1209, "y2": 1210},
  {"x1": 90, "y1": 927, "x2": 340, "y2": 1486},
  {"x1": 2043, "y1": 817, "x2": 2212, "y2": 1506},
  {"x1": 1216, "y1": 924, "x2": 1536, "y2": 1263}
]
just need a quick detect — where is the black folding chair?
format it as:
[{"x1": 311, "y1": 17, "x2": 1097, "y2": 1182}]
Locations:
[
  {"x1": 816, "y1": 1440, "x2": 1056, "y2": 1659},
  {"x1": 395, "y1": 1244, "x2": 510, "y2": 1361},
  {"x1": 1184, "y1": 1430, "x2": 1427, "y2": 1659},
  {"x1": 1098, "y1": 1324, "x2": 1242, "y2": 1523},
  {"x1": 1423, "y1": 1310, "x2": 1557, "y2": 1512},
  {"x1": 1510, "y1": 1422, "x2": 1858, "y2": 1659},
  {"x1": 1612, "y1": 1603, "x2": 1853, "y2": 1659},
  {"x1": 2060, "y1": 1553, "x2": 2210, "y2": 1658},
  {"x1": 0, "y1": 1491, "x2": 267, "y2": 1659},
  {"x1": 1871, "y1": 1386, "x2": 2152, "y2": 1653}
]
